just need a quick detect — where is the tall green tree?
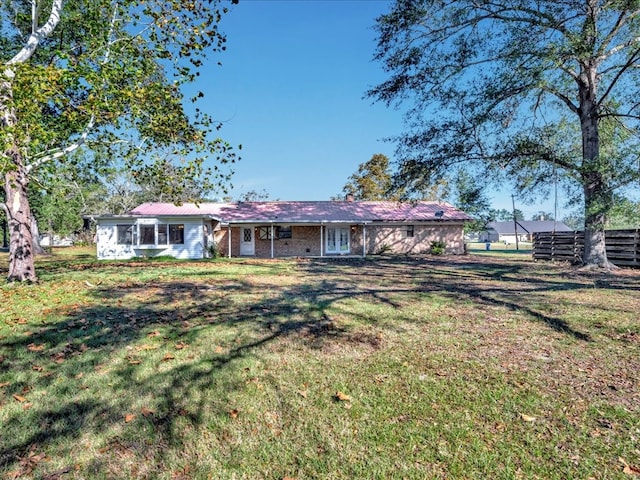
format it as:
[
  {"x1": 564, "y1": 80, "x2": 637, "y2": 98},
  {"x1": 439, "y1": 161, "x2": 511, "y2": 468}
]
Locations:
[
  {"x1": 341, "y1": 153, "x2": 399, "y2": 200},
  {"x1": 1, "y1": 0, "x2": 239, "y2": 282},
  {"x1": 451, "y1": 169, "x2": 491, "y2": 232},
  {"x1": 369, "y1": 0, "x2": 640, "y2": 268}
]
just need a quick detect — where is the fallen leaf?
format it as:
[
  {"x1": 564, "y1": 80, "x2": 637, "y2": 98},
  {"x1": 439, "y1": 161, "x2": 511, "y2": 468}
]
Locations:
[
  {"x1": 214, "y1": 346, "x2": 224, "y2": 354},
  {"x1": 141, "y1": 407, "x2": 155, "y2": 417},
  {"x1": 22, "y1": 403, "x2": 32, "y2": 410},
  {"x1": 13, "y1": 394, "x2": 27, "y2": 403},
  {"x1": 162, "y1": 353, "x2": 175, "y2": 362},
  {"x1": 520, "y1": 413, "x2": 536, "y2": 422},
  {"x1": 335, "y1": 391, "x2": 352, "y2": 402},
  {"x1": 297, "y1": 390, "x2": 308, "y2": 398},
  {"x1": 147, "y1": 330, "x2": 161, "y2": 337},
  {"x1": 175, "y1": 342, "x2": 187, "y2": 350},
  {"x1": 125, "y1": 413, "x2": 136, "y2": 423},
  {"x1": 0, "y1": 382, "x2": 9, "y2": 388},
  {"x1": 229, "y1": 409, "x2": 239, "y2": 419},
  {"x1": 32, "y1": 365, "x2": 44, "y2": 372},
  {"x1": 27, "y1": 343, "x2": 45, "y2": 352},
  {"x1": 620, "y1": 457, "x2": 640, "y2": 476}
]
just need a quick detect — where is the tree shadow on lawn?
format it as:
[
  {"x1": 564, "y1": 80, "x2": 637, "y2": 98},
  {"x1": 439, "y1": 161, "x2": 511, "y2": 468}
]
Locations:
[
  {"x1": 1, "y1": 255, "x2": 638, "y2": 476},
  {"x1": 302, "y1": 255, "x2": 640, "y2": 341},
  {"x1": 0, "y1": 274, "x2": 402, "y2": 476}
]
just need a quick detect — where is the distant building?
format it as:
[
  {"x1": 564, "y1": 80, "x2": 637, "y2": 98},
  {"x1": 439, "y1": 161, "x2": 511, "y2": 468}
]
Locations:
[{"x1": 482, "y1": 221, "x2": 573, "y2": 244}]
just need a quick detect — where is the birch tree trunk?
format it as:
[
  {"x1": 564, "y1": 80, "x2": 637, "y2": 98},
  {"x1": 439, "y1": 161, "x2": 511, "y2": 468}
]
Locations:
[
  {"x1": 4, "y1": 151, "x2": 38, "y2": 282},
  {"x1": 2, "y1": 72, "x2": 38, "y2": 282}
]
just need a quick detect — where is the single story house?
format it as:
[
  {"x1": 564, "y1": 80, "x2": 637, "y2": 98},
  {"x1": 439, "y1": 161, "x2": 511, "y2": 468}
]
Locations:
[
  {"x1": 93, "y1": 200, "x2": 471, "y2": 260},
  {"x1": 482, "y1": 220, "x2": 573, "y2": 244}
]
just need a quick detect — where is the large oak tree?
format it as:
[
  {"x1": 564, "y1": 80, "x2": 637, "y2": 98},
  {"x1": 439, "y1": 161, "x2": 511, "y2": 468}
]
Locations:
[
  {"x1": 369, "y1": 0, "x2": 640, "y2": 268},
  {"x1": 1, "y1": 0, "x2": 239, "y2": 282}
]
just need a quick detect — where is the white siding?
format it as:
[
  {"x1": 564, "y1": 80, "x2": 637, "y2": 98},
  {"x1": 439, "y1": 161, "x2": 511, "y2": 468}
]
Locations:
[{"x1": 96, "y1": 218, "x2": 205, "y2": 260}]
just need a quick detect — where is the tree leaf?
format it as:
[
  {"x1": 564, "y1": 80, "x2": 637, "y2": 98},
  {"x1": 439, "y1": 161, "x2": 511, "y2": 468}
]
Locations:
[
  {"x1": 125, "y1": 413, "x2": 136, "y2": 423},
  {"x1": 13, "y1": 394, "x2": 27, "y2": 403}
]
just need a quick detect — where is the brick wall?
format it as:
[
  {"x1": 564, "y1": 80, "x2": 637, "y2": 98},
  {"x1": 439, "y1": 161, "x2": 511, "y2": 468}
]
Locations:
[
  {"x1": 212, "y1": 223, "x2": 466, "y2": 257},
  {"x1": 365, "y1": 224, "x2": 465, "y2": 255}
]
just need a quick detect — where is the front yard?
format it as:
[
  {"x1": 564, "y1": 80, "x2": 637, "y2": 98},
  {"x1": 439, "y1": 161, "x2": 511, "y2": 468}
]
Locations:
[{"x1": 0, "y1": 250, "x2": 638, "y2": 479}]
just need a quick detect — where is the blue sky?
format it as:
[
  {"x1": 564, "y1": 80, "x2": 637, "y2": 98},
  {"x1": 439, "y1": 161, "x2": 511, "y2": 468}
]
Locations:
[{"x1": 201, "y1": 0, "x2": 560, "y2": 218}]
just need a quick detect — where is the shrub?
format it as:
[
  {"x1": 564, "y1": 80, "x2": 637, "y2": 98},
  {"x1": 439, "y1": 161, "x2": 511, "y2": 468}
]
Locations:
[
  {"x1": 430, "y1": 240, "x2": 446, "y2": 255},
  {"x1": 207, "y1": 243, "x2": 222, "y2": 259}
]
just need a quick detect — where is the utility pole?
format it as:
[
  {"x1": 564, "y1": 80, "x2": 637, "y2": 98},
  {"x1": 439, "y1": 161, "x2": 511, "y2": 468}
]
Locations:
[{"x1": 511, "y1": 194, "x2": 520, "y2": 251}]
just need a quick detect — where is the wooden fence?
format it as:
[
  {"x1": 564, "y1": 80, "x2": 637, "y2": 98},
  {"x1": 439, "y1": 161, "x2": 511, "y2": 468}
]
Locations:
[{"x1": 532, "y1": 229, "x2": 640, "y2": 268}]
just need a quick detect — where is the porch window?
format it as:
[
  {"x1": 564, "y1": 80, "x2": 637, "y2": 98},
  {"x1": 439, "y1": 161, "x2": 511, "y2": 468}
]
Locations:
[
  {"x1": 117, "y1": 225, "x2": 136, "y2": 245},
  {"x1": 157, "y1": 224, "x2": 168, "y2": 245},
  {"x1": 139, "y1": 225, "x2": 155, "y2": 245},
  {"x1": 169, "y1": 224, "x2": 184, "y2": 244}
]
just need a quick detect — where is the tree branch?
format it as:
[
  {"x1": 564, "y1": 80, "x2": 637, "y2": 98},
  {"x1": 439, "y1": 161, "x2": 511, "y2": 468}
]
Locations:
[
  {"x1": 26, "y1": 115, "x2": 95, "y2": 173},
  {"x1": 6, "y1": 0, "x2": 64, "y2": 66}
]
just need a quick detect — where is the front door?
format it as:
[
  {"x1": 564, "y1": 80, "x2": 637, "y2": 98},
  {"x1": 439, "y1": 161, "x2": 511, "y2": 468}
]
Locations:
[
  {"x1": 326, "y1": 226, "x2": 350, "y2": 254},
  {"x1": 240, "y1": 226, "x2": 255, "y2": 255}
]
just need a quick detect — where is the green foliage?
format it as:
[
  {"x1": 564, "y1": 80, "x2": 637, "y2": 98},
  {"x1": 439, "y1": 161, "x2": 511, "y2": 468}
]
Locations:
[
  {"x1": 2, "y1": 0, "x2": 239, "y2": 198},
  {"x1": 342, "y1": 153, "x2": 400, "y2": 200},
  {"x1": 1, "y1": 0, "x2": 240, "y2": 279},
  {"x1": 451, "y1": 170, "x2": 491, "y2": 233},
  {"x1": 430, "y1": 240, "x2": 446, "y2": 255},
  {"x1": 207, "y1": 242, "x2": 222, "y2": 259},
  {"x1": 607, "y1": 195, "x2": 640, "y2": 229}
]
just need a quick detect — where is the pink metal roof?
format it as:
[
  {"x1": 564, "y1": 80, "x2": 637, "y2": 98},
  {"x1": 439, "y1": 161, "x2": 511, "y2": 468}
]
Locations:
[{"x1": 128, "y1": 201, "x2": 471, "y2": 223}]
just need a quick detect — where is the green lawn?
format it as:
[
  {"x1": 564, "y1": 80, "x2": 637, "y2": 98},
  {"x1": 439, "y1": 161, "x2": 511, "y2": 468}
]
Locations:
[{"x1": 0, "y1": 249, "x2": 639, "y2": 479}]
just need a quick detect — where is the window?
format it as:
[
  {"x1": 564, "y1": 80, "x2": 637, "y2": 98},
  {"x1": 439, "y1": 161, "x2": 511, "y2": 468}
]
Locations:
[
  {"x1": 169, "y1": 224, "x2": 184, "y2": 244},
  {"x1": 277, "y1": 226, "x2": 292, "y2": 239},
  {"x1": 117, "y1": 225, "x2": 136, "y2": 245},
  {"x1": 139, "y1": 225, "x2": 155, "y2": 245},
  {"x1": 258, "y1": 226, "x2": 272, "y2": 240},
  {"x1": 157, "y1": 224, "x2": 168, "y2": 245},
  {"x1": 405, "y1": 225, "x2": 414, "y2": 238}
]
